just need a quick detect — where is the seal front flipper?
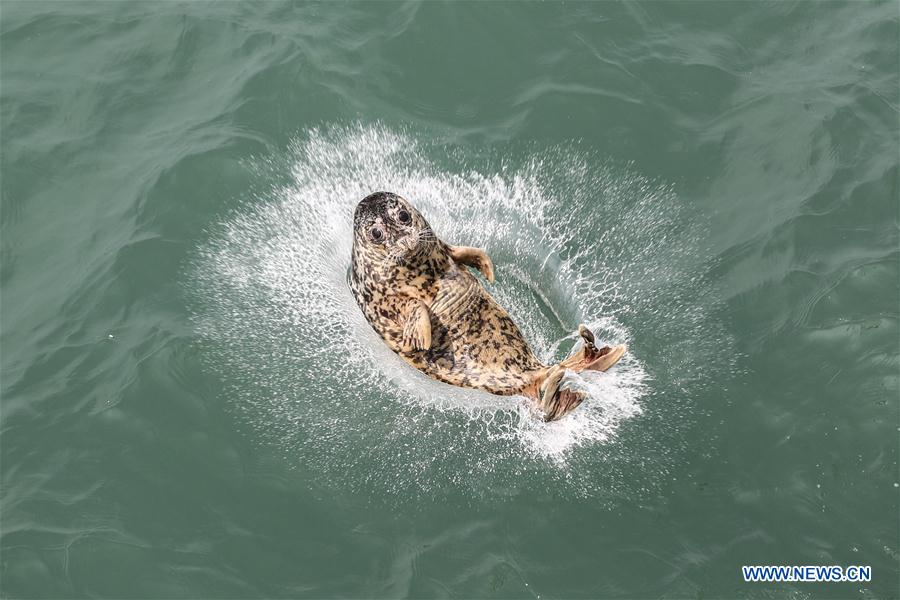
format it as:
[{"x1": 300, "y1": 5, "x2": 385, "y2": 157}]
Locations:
[
  {"x1": 400, "y1": 299, "x2": 432, "y2": 352},
  {"x1": 448, "y1": 245, "x2": 495, "y2": 283}
]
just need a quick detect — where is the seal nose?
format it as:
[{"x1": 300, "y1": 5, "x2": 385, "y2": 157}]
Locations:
[{"x1": 396, "y1": 233, "x2": 417, "y2": 253}]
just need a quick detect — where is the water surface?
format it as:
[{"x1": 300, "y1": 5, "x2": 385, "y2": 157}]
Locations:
[{"x1": 2, "y1": 2, "x2": 898, "y2": 598}]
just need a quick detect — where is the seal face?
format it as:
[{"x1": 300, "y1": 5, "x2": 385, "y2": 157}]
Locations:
[{"x1": 350, "y1": 191, "x2": 625, "y2": 421}]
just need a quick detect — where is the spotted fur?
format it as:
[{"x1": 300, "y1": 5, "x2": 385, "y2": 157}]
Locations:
[{"x1": 349, "y1": 191, "x2": 625, "y2": 421}]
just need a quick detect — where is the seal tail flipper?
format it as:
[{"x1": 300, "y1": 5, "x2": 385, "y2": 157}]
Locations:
[
  {"x1": 558, "y1": 324, "x2": 627, "y2": 373},
  {"x1": 524, "y1": 325, "x2": 626, "y2": 421}
]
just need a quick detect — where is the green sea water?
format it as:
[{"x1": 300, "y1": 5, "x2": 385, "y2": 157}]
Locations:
[{"x1": 2, "y1": 2, "x2": 898, "y2": 598}]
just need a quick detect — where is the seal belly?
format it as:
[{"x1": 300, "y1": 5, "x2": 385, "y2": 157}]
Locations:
[{"x1": 405, "y1": 269, "x2": 545, "y2": 395}]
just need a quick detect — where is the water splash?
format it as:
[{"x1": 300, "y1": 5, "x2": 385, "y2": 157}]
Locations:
[{"x1": 187, "y1": 123, "x2": 729, "y2": 501}]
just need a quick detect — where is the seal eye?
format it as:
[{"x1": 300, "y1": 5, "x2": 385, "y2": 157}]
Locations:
[
  {"x1": 397, "y1": 210, "x2": 411, "y2": 224},
  {"x1": 369, "y1": 226, "x2": 385, "y2": 243}
]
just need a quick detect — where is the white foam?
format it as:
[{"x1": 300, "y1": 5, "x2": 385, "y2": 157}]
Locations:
[{"x1": 187, "y1": 123, "x2": 725, "y2": 499}]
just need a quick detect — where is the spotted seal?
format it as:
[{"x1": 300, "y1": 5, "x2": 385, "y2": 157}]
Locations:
[{"x1": 349, "y1": 191, "x2": 626, "y2": 421}]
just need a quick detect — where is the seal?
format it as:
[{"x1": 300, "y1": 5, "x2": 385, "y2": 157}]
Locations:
[{"x1": 349, "y1": 191, "x2": 626, "y2": 421}]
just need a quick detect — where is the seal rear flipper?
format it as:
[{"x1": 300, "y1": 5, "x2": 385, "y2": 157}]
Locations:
[
  {"x1": 533, "y1": 366, "x2": 587, "y2": 422},
  {"x1": 543, "y1": 387, "x2": 587, "y2": 422},
  {"x1": 584, "y1": 344, "x2": 626, "y2": 372},
  {"x1": 558, "y1": 324, "x2": 627, "y2": 373}
]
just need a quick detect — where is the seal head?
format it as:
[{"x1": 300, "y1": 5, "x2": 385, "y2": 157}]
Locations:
[{"x1": 352, "y1": 191, "x2": 436, "y2": 264}]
